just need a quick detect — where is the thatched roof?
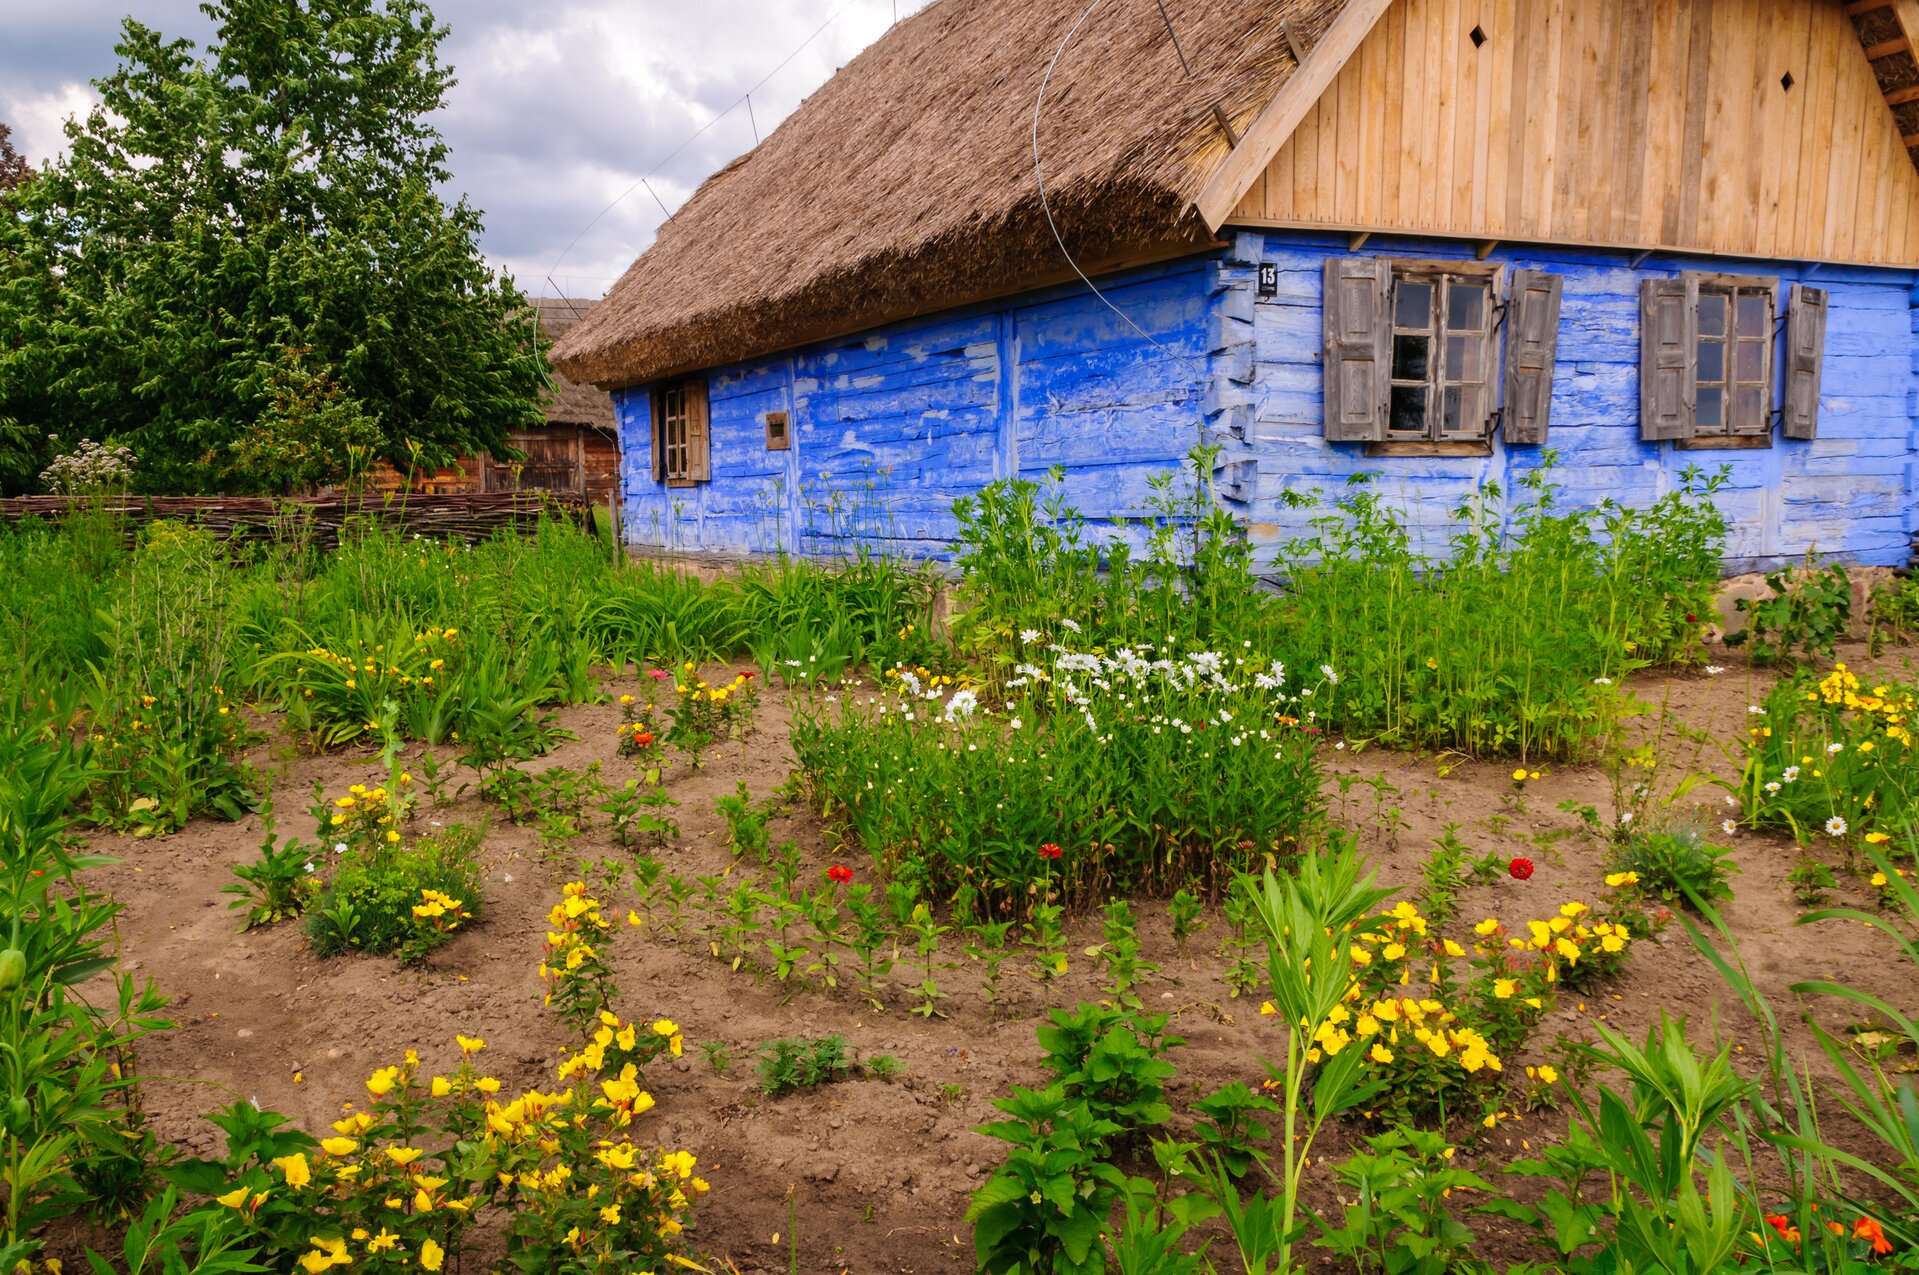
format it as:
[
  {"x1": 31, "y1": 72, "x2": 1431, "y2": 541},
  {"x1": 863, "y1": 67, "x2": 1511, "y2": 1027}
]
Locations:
[
  {"x1": 534, "y1": 298, "x2": 616, "y2": 428},
  {"x1": 553, "y1": 0, "x2": 1352, "y2": 389}
]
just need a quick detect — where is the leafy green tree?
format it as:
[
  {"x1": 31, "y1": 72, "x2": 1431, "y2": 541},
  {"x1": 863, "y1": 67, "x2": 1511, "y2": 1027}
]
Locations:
[
  {"x1": 0, "y1": 122, "x2": 27, "y2": 199},
  {"x1": 0, "y1": 1, "x2": 544, "y2": 494}
]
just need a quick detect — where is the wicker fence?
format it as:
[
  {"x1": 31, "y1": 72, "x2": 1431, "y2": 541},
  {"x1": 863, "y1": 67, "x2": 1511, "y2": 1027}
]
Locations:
[{"x1": 0, "y1": 491, "x2": 593, "y2": 550}]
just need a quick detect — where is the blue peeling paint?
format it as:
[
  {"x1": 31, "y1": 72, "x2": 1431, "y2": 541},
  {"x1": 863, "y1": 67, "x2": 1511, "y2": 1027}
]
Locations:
[{"x1": 610, "y1": 230, "x2": 1918, "y2": 574}]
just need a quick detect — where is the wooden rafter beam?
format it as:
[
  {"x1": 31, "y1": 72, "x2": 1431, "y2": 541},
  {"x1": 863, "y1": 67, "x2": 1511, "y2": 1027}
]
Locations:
[{"x1": 1191, "y1": 0, "x2": 1395, "y2": 231}]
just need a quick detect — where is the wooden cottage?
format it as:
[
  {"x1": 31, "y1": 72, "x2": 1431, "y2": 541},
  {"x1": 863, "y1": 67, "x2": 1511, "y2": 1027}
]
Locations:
[
  {"x1": 382, "y1": 299, "x2": 619, "y2": 499},
  {"x1": 553, "y1": 0, "x2": 1919, "y2": 570}
]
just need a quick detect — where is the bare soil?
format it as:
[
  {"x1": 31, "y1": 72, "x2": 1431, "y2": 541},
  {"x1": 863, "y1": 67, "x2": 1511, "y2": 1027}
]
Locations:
[{"x1": 59, "y1": 640, "x2": 1919, "y2": 1273}]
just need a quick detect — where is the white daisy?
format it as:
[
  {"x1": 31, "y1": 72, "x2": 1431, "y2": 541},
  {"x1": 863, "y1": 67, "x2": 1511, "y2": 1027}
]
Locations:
[
  {"x1": 1721, "y1": 820, "x2": 1737, "y2": 835},
  {"x1": 1320, "y1": 664, "x2": 1339, "y2": 684},
  {"x1": 1593, "y1": 677, "x2": 1612, "y2": 686},
  {"x1": 1825, "y1": 816, "x2": 1848, "y2": 837},
  {"x1": 1705, "y1": 665, "x2": 1726, "y2": 675}
]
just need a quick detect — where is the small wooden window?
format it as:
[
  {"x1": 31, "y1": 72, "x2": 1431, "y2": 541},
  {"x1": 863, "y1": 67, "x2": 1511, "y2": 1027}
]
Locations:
[
  {"x1": 765, "y1": 410, "x2": 790, "y2": 451},
  {"x1": 1323, "y1": 257, "x2": 1561, "y2": 451},
  {"x1": 1639, "y1": 273, "x2": 1807, "y2": 447},
  {"x1": 650, "y1": 377, "x2": 710, "y2": 485},
  {"x1": 1693, "y1": 282, "x2": 1773, "y2": 437},
  {"x1": 1384, "y1": 267, "x2": 1495, "y2": 444}
]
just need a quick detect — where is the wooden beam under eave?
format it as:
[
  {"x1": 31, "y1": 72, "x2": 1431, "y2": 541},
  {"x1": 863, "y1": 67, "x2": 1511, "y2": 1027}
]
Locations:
[{"x1": 1191, "y1": 0, "x2": 1396, "y2": 231}]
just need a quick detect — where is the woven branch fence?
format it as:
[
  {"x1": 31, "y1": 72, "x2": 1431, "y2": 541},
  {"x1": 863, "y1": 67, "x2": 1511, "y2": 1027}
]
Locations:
[{"x1": 0, "y1": 492, "x2": 593, "y2": 550}]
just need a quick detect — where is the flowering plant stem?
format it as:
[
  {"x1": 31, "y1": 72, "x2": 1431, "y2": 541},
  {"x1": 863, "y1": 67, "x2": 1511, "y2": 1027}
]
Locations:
[{"x1": 1240, "y1": 840, "x2": 1394, "y2": 1274}]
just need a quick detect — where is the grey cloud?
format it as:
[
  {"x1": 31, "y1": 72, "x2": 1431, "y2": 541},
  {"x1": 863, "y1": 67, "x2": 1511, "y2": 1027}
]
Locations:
[{"x1": 0, "y1": 0, "x2": 931, "y2": 299}]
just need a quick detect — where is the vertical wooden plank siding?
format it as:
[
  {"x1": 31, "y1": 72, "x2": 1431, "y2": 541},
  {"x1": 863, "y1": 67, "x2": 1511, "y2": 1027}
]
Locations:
[{"x1": 1230, "y1": 0, "x2": 1919, "y2": 268}]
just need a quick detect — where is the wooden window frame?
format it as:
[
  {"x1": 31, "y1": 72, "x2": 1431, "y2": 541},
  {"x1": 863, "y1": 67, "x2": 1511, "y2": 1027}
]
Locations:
[
  {"x1": 650, "y1": 377, "x2": 710, "y2": 486},
  {"x1": 764, "y1": 410, "x2": 790, "y2": 451},
  {"x1": 1686, "y1": 272, "x2": 1777, "y2": 448},
  {"x1": 1380, "y1": 261, "x2": 1501, "y2": 450}
]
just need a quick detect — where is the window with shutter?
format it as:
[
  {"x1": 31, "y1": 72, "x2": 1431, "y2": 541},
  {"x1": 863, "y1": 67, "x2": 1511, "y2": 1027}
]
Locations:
[
  {"x1": 650, "y1": 377, "x2": 711, "y2": 485},
  {"x1": 1322, "y1": 257, "x2": 1505, "y2": 451},
  {"x1": 1640, "y1": 272, "x2": 1785, "y2": 448}
]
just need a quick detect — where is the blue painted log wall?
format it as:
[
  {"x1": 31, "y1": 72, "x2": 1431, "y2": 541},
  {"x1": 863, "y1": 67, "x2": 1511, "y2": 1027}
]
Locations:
[
  {"x1": 610, "y1": 257, "x2": 1215, "y2": 558},
  {"x1": 1209, "y1": 230, "x2": 1919, "y2": 573},
  {"x1": 611, "y1": 229, "x2": 1919, "y2": 573}
]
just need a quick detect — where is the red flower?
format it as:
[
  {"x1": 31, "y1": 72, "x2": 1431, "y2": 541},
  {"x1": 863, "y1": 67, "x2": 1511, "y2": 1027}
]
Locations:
[
  {"x1": 1507, "y1": 857, "x2": 1535, "y2": 881},
  {"x1": 826, "y1": 864, "x2": 853, "y2": 884},
  {"x1": 1037, "y1": 843, "x2": 1063, "y2": 860},
  {"x1": 1855, "y1": 1216, "x2": 1893, "y2": 1255},
  {"x1": 632, "y1": 731, "x2": 654, "y2": 748},
  {"x1": 739, "y1": 670, "x2": 756, "y2": 681},
  {"x1": 1764, "y1": 1214, "x2": 1801, "y2": 1245},
  {"x1": 646, "y1": 669, "x2": 669, "y2": 680}
]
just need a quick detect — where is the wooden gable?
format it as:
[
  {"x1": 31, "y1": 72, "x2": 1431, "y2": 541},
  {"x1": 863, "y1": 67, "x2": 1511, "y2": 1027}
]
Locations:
[{"x1": 1217, "y1": 0, "x2": 1919, "y2": 268}]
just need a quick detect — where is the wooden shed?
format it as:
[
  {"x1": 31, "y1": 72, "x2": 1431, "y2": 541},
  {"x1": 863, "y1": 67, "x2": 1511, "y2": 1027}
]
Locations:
[
  {"x1": 554, "y1": 0, "x2": 1919, "y2": 571},
  {"x1": 378, "y1": 299, "x2": 619, "y2": 500}
]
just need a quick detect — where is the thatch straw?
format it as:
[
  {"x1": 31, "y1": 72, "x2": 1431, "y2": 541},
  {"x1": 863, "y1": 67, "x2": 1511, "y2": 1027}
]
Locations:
[{"x1": 553, "y1": 0, "x2": 1349, "y2": 389}]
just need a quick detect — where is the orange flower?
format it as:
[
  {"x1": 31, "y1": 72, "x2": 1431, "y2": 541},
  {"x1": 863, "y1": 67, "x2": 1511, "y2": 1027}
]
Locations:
[{"x1": 1854, "y1": 1216, "x2": 1893, "y2": 1255}]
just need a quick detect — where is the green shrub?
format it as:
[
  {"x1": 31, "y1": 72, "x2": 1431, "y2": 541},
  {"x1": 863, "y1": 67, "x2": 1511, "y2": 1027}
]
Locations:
[
  {"x1": 1607, "y1": 819, "x2": 1738, "y2": 910},
  {"x1": 755, "y1": 1034, "x2": 853, "y2": 1096},
  {"x1": 307, "y1": 821, "x2": 485, "y2": 959}
]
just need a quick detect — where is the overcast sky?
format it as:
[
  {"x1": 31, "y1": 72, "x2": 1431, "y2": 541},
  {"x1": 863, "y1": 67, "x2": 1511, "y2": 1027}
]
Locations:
[{"x1": 1, "y1": 0, "x2": 932, "y2": 299}]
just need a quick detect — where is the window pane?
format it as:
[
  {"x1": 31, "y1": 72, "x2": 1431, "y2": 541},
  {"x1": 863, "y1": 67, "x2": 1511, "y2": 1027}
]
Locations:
[
  {"x1": 1696, "y1": 386, "x2": 1724, "y2": 431},
  {"x1": 1696, "y1": 339, "x2": 1725, "y2": 384},
  {"x1": 1731, "y1": 385, "x2": 1765, "y2": 431},
  {"x1": 1736, "y1": 293, "x2": 1769, "y2": 336},
  {"x1": 1442, "y1": 385, "x2": 1482, "y2": 435},
  {"x1": 1697, "y1": 294, "x2": 1727, "y2": 337},
  {"x1": 1445, "y1": 335, "x2": 1481, "y2": 382},
  {"x1": 1389, "y1": 386, "x2": 1428, "y2": 433},
  {"x1": 1446, "y1": 282, "x2": 1487, "y2": 332},
  {"x1": 1734, "y1": 339, "x2": 1764, "y2": 382},
  {"x1": 1394, "y1": 280, "x2": 1433, "y2": 328},
  {"x1": 1392, "y1": 334, "x2": 1430, "y2": 381}
]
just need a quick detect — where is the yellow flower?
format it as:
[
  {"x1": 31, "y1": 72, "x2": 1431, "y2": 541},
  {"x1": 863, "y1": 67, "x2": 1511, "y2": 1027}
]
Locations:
[
  {"x1": 215, "y1": 1186, "x2": 251, "y2": 1208},
  {"x1": 1604, "y1": 871, "x2": 1640, "y2": 888},
  {"x1": 430, "y1": 1075, "x2": 453, "y2": 1097},
  {"x1": 1871, "y1": 871, "x2": 1890, "y2": 887},
  {"x1": 1493, "y1": 978, "x2": 1517, "y2": 999},
  {"x1": 1369, "y1": 1042, "x2": 1393, "y2": 1064},
  {"x1": 386, "y1": 1147, "x2": 424, "y2": 1167},
  {"x1": 1474, "y1": 918, "x2": 1500, "y2": 936},
  {"x1": 365, "y1": 1066, "x2": 400, "y2": 1097},
  {"x1": 1382, "y1": 942, "x2": 1406, "y2": 962},
  {"x1": 1865, "y1": 832, "x2": 1892, "y2": 845},
  {"x1": 1512, "y1": 768, "x2": 1528, "y2": 782},
  {"x1": 1537, "y1": 1064, "x2": 1560, "y2": 1085},
  {"x1": 599, "y1": 1204, "x2": 622, "y2": 1224},
  {"x1": 272, "y1": 1152, "x2": 312, "y2": 1188},
  {"x1": 456, "y1": 1034, "x2": 485, "y2": 1057},
  {"x1": 419, "y1": 1238, "x2": 445, "y2": 1272},
  {"x1": 318, "y1": 1137, "x2": 357, "y2": 1157}
]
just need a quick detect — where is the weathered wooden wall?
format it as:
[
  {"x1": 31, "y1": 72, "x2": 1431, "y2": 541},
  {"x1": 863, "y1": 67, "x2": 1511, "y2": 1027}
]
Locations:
[
  {"x1": 1202, "y1": 230, "x2": 1919, "y2": 572},
  {"x1": 612, "y1": 233, "x2": 1916, "y2": 574},
  {"x1": 611, "y1": 258, "x2": 1217, "y2": 557},
  {"x1": 1230, "y1": 0, "x2": 1919, "y2": 267}
]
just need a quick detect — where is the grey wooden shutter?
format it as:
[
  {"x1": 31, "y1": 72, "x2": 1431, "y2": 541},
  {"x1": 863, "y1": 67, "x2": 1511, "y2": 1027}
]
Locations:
[
  {"x1": 1322, "y1": 257, "x2": 1390, "y2": 442},
  {"x1": 1639, "y1": 276, "x2": 1697, "y2": 441},
  {"x1": 1783, "y1": 284, "x2": 1828, "y2": 441},
  {"x1": 1502, "y1": 269, "x2": 1563, "y2": 445},
  {"x1": 649, "y1": 387, "x2": 665, "y2": 482},
  {"x1": 686, "y1": 379, "x2": 712, "y2": 482}
]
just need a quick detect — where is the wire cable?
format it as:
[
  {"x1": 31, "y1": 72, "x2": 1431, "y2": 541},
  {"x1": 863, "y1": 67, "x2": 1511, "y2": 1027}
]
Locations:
[
  {"x1": 1030, "y1": 0, "x2": 1204, "y2": 375},
  {"x1": 541, "y1": 0, "x2": 873, "y2": 297}
]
